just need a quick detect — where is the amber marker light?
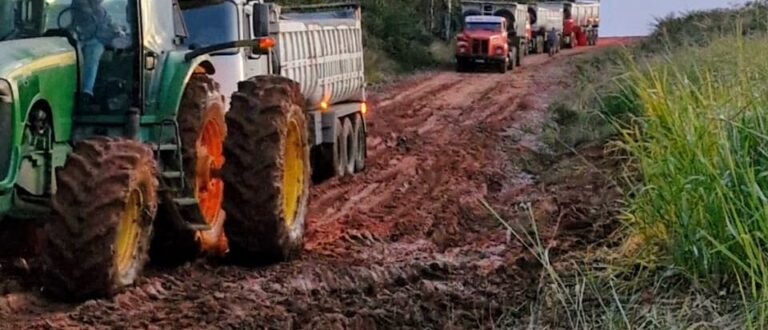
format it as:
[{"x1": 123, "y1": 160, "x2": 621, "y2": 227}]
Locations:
[{"x1": 259, "y1": 37, "x2": 276, "y2": 49}]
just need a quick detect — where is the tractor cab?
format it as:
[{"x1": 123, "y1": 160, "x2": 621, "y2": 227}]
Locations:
[{"x1": 1, "y1": 0, "x2": 139, "y2": 115}]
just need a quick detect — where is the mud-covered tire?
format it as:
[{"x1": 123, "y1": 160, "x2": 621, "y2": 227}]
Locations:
[
  {"x1": 223, "y1": 76, "x2": 311, "y2": 263},
  {"x1": 150, "y1": 74, "x2": 227, "y2": 265},
  {"x1": 342, "y1": 118, "x2": 356, "y2": 176},
  {"x1": 333, "y1": 118, "x2": 347, "y2": 178},
  {"x1": 497, "y1": 61, "x2": 508, "y2": 74},
  {"x1": 42, "y1": 137, "x2": 158, "y2": 300},
  {"x1": 353, "y1": 114, "x2": 366, "y2": 172},
  {"x1": 516, "y1": 45, "x2": 523, "y2": 67}
]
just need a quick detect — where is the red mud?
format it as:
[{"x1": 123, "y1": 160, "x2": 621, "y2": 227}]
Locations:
[{"x1": 0, "y1": 39, "x2": 629, "y2": 329}]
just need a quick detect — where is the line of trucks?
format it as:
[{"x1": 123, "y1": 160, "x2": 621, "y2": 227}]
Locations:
[
  {"x1": 455, "y1": 0, "x2": 600, "y2": 72},
  {"x1": 0, "y1": 0, "x2": 367, "y2": 300}
]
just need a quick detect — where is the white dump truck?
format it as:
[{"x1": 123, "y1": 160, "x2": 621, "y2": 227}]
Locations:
[
  {"x1": 181, "y1": 1, "x2": 367, "y2": 182},
  {"x1": 528, "y1": 3, "x2": 563, "y2": 54}
]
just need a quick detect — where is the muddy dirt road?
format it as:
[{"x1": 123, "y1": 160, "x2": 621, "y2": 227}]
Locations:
[{"x1": 0, "y1": 38, "x2": 631, "y2": 329}]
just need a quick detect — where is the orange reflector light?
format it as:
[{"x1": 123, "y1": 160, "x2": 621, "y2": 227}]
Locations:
[
  {"x1": 361, "y1": 102, "x2": 368, "y2": 114},
  {"x1": 259, "y1": 37, "x2": 276, "y2": 49},
  {"x1": 194, "y1": 66, "x2": 207, "y2": 74},
  {"x1": 320, "y1": 101, "x2": 329, "y2": 110}
]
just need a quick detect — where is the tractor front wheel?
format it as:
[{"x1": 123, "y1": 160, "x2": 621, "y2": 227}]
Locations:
[
  {"x1": 150, "y1": 74, "x2": 227, "y2": 265},
  {"x1": 42, "y1": 137, "x2": 158, "y2": 300},
  {"x1": 223, "y1": 76, "x2": 311, "y2": 263}
]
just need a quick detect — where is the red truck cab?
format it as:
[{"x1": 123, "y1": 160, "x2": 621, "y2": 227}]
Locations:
[{"x1": 455, "y1": 15, "x2": 515, "y2": 73}]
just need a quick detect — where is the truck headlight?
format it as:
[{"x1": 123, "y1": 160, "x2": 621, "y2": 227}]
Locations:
[
  {"x1": 0, "y1": 79, "x2": 12, "y2": 104},
  {"x1": 459, "y1": 46, "x2": 468, "y2": 53},
  {"x1": 495, "y1": 47, "x2": 505, "y2": 55}
]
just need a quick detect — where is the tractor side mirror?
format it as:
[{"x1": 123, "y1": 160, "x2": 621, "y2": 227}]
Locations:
[{"x1": 253, "y1": 4, "x2": 270, "y2": 38}]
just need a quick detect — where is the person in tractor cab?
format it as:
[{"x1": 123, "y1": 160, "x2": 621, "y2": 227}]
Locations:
[{"x1": 70, "y1": 0, "x2": 126, "y2": 105}]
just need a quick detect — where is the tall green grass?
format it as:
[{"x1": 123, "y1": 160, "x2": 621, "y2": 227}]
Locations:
[{"x1": 621, "y1": 34, "x2": 768, "y2": 325}]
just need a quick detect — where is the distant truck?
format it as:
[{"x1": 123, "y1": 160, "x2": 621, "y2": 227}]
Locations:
[
  {"x1": 559, "y1": 1, "x2": 600, "y2": 47},
  {"x1": 455, "y1": 16, "x2": 518, "y2": 73},
  {"x1": 459, "y1": 1, "x2": 530, "y2": 73},
  {"x1": 528, "y1": 3, "x2": 563, "y2": 54}
]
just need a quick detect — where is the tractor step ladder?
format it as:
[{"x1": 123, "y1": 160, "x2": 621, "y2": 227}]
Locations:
[{"x1": 154, "y1": 119, "x2": 212, "y2": 232}]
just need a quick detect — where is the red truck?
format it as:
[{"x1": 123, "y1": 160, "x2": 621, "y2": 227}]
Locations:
[
  {"x1": 455, "y1": 15, "x2": 519, "y2": 73},
  {"x1": 457, "y1": 1, "x2": 530, "y2": 73}
]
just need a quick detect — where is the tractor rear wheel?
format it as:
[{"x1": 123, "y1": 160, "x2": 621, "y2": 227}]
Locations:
[
  {"x1": 42, "y1": 137, "x2": 158, "y2": 300},
  {"x1": 223, "y1": 76, "x2": 311, "y2": 263},
  {"x1": 150, "y1": 74, "x2": 227, "y2": 265}
]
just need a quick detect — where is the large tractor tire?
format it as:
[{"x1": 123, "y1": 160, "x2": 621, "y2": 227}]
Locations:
[
  {"x1": 150, "y1": 74, "x2": 227, "y2": 265},
  {"x1": 222, "y1": 76, "x2": 311, "y2": 263},
  {"x1": 42, "y1": 137, "x2": 158, "y2": 300}
]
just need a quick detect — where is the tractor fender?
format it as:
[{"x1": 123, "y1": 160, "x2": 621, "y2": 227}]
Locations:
[{"x1": 155, "y1": 52, "x2": 217, "y2": 119}]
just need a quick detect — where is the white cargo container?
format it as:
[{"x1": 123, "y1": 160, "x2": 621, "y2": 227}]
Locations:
[{"x1": 278, "y1": 8, "x2": 366, "y2": 110}]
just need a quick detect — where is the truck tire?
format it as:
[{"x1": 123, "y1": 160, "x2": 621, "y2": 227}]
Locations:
[
  {"x1": 498, "y1": 60, "x2": 508, "y2": 74},
  {"x1": 150, "y1": 74, "x2": 227, "y2": 265},
  {"x1": 456, "y1": 58, "x2": 467, "y2": 73},
  {"x1": 222, "y1": 76, "x2": 311, "y2": 263},
  {"x1": 353, "y1": 114, "x2": 366, "y2": 172},
  {"x1": 43, "y1": 137, "x2": 158, "y2": 300},
  {"x1": 536, "y1": 36, "x2": 544, "y2": 54},
  {"x1": 333, "y1": 118, "x2": 347, "y2": 177},
  {"x1": 342, "y1": 118, "x2": 356, "y2": 176},
  {"x1": 516, "y1": 45, "x2": 523, "y2": 67}
]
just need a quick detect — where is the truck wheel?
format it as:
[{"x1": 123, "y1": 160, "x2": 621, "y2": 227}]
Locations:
[
  {"x1": 342, "y1": 118, "x2": 356, "y2": 176},
  {"x1": 516, "y1": 45, "x2": 523, "y2": 67},
  {"x1": 353, "y1": 114, "x2": 366, "y2": 172},
  {"x1": 150, "y1": 74, "x2": 227, "y2": 265},
  {"x1": 43, "y1": 137, "x2": 158, "y2": 300},
  {"x1": 332, "y1": 118, "x2": 347, "y2": 177},
  {"x1": 498, "y1": 61, "x2": 508, "y2": 74},
  {"x1": 536, "y1": 36, "x2": 544, "y2": 54},
  {"x1": 223, "y1": 76, "x2": 311, "y2": 263},
  {"x1": 456, "y1": 59, "x2": 467, "y2": 73}
]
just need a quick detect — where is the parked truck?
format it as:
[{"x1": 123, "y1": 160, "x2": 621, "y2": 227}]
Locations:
[
  {"x1": 528, "y1": 2, "x2": 563, "y2": 54},
  {"x1": 0, "y1": 0, "x2": 367, "y2": 300},
  {"x1": 557, "y1": 0, "x2": 600, "y2": 47},
  {"x1": 458, "y1": 1, "x2": 530, "y2": 72},
  {"x1": 455, "y1": 15, "x2": 518, "y2": 73}
]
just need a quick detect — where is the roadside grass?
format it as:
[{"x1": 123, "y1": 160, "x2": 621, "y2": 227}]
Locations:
[
  {"x1": 621, "y1": 33, "x2": 768, "y2": 327},
  {"x1": 485, "y1": 200, "x2": 745, "y2": 329},
  {"x1": 527, "y1": 6, "x2": 768, "y2": 327}
]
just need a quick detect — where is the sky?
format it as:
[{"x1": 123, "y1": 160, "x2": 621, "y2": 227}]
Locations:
[{"x1": 602, "y1": 0, "x2": 749, "y2": 36}]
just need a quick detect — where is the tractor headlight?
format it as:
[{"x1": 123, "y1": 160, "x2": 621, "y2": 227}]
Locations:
[{"x1": 0, "y1": 79, "x2": 11, "y2": 104}]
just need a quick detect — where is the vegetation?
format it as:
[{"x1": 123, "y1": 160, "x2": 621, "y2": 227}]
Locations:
[{"x1": 532, "y1": 2, "x2": 768, "y2": 328}]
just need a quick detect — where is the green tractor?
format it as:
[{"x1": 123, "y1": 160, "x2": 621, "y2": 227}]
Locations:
[{"x1": 0, "y1": 0, "x2": 311, "y2": 300}]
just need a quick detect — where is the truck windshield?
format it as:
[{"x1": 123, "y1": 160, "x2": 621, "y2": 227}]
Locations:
[
  {"x1": 1, "y1": 0, "x2": 133, "y2": 42},
  {"x1": 465, "y1": 22, "x2": 501, "y2": 31},
  {"x1": 182, "y1": 2, "x2": 239, "y2": 53}
]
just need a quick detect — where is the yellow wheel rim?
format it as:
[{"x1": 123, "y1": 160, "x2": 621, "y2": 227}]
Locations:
[
  {"x1": 115, "y1": 189, "x2": 143, "y2": 275},
  {"x1": 282, "y1": 118, "x2": 304, "y2": 228}
]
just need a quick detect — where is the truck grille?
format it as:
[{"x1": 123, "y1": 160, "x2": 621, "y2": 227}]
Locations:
[
  {"x1": 472, "y1": 39, "x2": 489, "y2": 55},
  {"x1": 0, "y1": 101, "x2": 11, "y2": 180}
]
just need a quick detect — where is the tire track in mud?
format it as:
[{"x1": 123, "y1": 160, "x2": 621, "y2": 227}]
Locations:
[{"x1": 0, "y1": 41, "x2": 631, "y2": 329}]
